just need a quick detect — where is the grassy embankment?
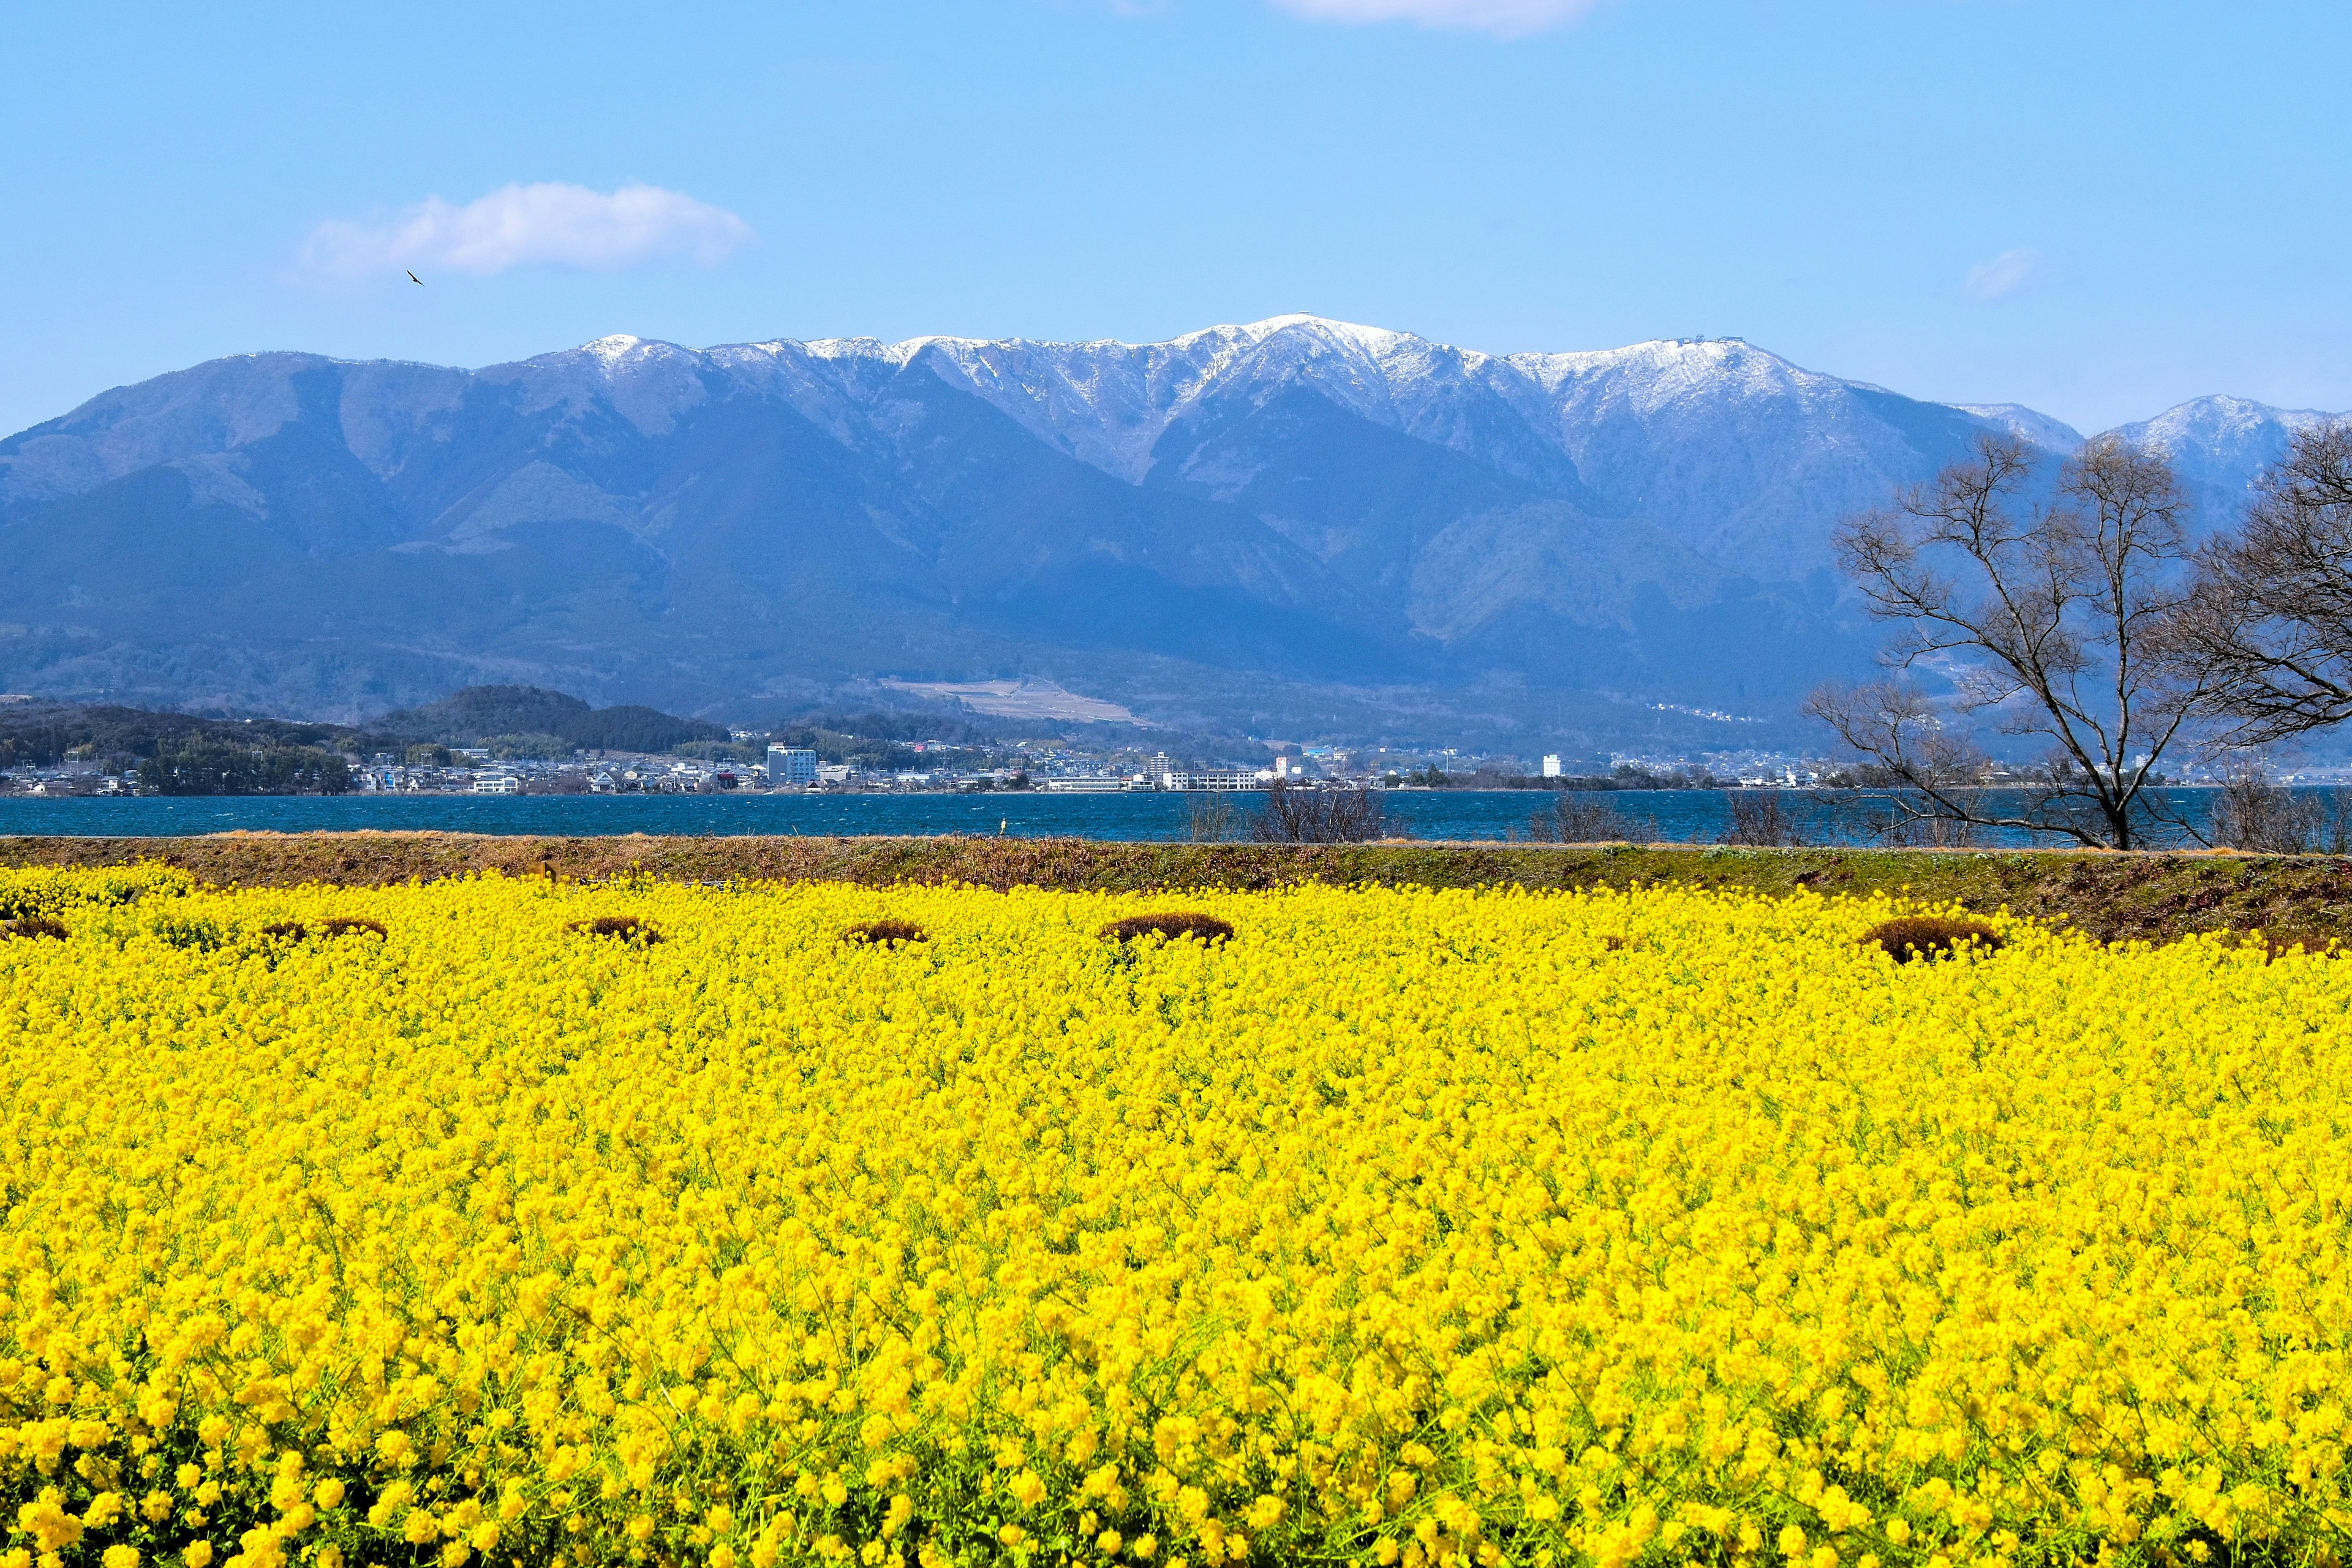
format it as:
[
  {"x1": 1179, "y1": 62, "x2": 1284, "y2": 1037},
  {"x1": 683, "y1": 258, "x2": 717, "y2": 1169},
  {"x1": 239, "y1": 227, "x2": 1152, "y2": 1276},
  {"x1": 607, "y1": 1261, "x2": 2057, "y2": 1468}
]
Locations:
[{"x1": 6, "y1": 831, "x2": 2351, "y2": 948}]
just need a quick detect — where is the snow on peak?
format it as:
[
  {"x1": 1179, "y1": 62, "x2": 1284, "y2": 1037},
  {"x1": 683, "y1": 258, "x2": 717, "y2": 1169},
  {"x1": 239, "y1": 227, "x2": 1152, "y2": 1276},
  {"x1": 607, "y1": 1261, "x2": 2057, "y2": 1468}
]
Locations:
[
  {"x1": 507, "y1": 334, "x2": 707, "y2": 434},
  {"x1": 490, "y1": 322, "x2": 2102, "y2": 503},
  {"x1": 1957, "y1": 403, "x2": 2085, "y2": 453},
  {"x1": 2114, "y1": 394, "x2": 2334, "y2": 451}
]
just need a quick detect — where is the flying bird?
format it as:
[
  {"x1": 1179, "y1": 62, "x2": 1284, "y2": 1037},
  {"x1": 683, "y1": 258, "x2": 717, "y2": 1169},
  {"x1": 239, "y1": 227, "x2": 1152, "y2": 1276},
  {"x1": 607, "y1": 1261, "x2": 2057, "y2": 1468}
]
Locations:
[{"x1": 406, "y1": 270, "x2": 423, "y2": 285}]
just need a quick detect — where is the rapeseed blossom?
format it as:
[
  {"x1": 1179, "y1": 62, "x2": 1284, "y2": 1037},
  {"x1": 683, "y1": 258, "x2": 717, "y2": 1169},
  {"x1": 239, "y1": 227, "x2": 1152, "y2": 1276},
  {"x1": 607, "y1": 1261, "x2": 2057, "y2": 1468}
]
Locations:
[{"x1": 1, "y1": 865, "x2": 2348, "y2": 1567}]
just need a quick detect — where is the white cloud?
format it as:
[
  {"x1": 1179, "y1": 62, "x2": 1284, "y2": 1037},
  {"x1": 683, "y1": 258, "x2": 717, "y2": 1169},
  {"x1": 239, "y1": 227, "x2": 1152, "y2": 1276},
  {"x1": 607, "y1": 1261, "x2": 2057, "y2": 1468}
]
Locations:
[
  {"x1": 1963, "y1": 247, "x2": 2050, "y2": 303},
  {"x1": 1265, "y1": 0, "x2": 1604, "y2": 38},
  {"x1": 299, "y1": 183, "x2": 752, "y2": 279}
]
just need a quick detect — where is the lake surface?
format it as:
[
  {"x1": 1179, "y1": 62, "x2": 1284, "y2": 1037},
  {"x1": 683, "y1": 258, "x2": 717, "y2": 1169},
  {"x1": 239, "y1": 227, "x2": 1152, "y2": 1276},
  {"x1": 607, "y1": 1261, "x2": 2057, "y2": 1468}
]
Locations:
[{"x1": 0, "y1": 788, "x2": 2246, "y2": 845}]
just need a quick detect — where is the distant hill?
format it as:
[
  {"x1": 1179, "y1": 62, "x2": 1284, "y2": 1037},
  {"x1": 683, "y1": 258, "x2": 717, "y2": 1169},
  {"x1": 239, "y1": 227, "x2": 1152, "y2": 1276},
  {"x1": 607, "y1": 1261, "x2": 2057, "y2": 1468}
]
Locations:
[
  {"x1": 0, "y1": 699, "x2": 350, "y2": 772},
  {"x1": 0, "y1": 686, "x2": 720, "y2": 770},
  {"x1": 369, "y1": 685, "x2": 723, "y2": 752},
  {"x1": 1, "y1": 318, "x2": 2335, "y2": 748}
]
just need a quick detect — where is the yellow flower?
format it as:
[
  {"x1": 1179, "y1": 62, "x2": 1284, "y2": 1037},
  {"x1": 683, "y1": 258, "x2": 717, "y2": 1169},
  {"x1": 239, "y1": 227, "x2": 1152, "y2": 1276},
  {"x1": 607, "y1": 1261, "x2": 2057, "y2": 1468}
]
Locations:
[{"x1": 0, "y1": 867, "x2": 2347, "y2": 1564}]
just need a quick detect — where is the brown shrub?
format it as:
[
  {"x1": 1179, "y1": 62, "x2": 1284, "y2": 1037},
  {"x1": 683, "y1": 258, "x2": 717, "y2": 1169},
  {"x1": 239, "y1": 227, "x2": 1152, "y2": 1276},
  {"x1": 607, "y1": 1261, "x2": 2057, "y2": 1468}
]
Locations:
[
  {"x1": 1098, "y1": 911, "x2": 1235, "y2": 945},
  {"x1": 1859, "y1": 914, "x2": 2004, "y2": 963},
  {"x1": 260, "y1": 921, "x2": 309, "y2": 941},
  {"x1": 844, "y1": 920, "x2": 928, "y2": 946},
  {"x1": 320, "y1": 917, "x2": 388, "y2": 940},
  {"x1": 568, "y1": 915, "x2": 663, "y2": 944},
  {"x1": 1, "y1": 916, "x2": 68, "y2": 941}
]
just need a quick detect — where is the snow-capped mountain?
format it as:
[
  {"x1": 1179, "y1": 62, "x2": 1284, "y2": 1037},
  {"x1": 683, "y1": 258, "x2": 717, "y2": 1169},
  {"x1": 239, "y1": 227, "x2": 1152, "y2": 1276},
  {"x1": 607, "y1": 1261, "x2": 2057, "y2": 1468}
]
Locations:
[
  {"x1": 0, "y1": 317, "x2": 2336, "y2": 738},
  {"x1": 2109, "y1": 394, "x2": 2336, "y2": 529}
]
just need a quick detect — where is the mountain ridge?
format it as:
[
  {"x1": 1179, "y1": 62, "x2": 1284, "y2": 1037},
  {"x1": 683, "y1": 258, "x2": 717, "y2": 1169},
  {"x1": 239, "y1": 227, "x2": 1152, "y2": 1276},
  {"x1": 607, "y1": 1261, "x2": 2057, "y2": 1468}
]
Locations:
[{"x1": 1, "y1": 318, "x2": 2338, "y2": 748}]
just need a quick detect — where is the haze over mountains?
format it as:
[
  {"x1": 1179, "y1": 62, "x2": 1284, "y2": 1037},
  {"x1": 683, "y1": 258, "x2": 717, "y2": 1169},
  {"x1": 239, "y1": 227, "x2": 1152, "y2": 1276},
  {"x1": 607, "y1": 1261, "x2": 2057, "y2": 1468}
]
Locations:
[{"x1": 0, "y1": 316, "x2": 2335, "y2": 751}]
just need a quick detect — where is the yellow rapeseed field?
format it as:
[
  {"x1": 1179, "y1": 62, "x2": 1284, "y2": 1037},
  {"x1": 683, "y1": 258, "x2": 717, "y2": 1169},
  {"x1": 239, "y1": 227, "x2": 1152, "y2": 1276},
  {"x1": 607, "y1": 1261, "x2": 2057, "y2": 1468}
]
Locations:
[{"x1": 1, "y1": 865, "x2": 2348, "y2": 1568}]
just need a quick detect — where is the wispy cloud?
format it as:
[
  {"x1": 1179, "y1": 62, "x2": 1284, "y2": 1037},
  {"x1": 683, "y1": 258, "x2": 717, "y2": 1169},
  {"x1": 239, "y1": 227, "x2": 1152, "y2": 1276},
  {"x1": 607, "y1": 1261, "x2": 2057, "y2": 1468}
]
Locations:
[
  {"x1": 1265, "y1": 0, "x2": 1604, "y2": 38},
  {"x1": 299, "y1": 183, "x2": 753, "y2": 279},
  {"x1": 1963, "y1": 247, "x2": 2051, "y2": 303}
]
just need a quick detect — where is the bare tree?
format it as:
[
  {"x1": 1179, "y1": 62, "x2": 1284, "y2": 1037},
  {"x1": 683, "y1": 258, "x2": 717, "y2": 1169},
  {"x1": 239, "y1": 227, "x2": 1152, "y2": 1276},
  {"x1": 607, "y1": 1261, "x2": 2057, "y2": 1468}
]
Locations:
[
  {"x1": 1722, "y1": 790, "x2": 1807, "y2": 846},
  {"x1": 1806, "y1": 434, "x2": 2207, "y2": 850},
  {"x1": 1250, "y1": 779, "x2": 1394, "y2": 843},
  {"x1": 2207, "y1": 758, "x2": 2352, "y2": 854},
  {"x1": 1184, "y1": 793, "x2": 1246, "y2": 843},
  {"x1": 2177, "y1": 420, "x2": 2352, "y2": 744},
  {"x1": 1528, "y1": 791, "x2": 1653, "y2": 843}
]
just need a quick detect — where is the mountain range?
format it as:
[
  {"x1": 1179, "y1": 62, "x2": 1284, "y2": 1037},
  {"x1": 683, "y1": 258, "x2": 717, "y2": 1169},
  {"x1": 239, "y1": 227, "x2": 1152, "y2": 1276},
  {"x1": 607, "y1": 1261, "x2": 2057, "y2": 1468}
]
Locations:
[{"x1": 0, "y1": 315, "x2": 2337, "y2": 752}]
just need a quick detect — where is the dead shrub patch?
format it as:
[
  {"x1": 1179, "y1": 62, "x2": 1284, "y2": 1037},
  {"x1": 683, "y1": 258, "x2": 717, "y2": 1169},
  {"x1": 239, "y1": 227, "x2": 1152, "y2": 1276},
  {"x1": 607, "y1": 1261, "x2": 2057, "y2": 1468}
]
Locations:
[
  {"x1": 262, "y1": 916, "x2": 386, "y2": 943},
  {"x1": 0, "y1": 916, "x2": 68, "y2": 941},
  {"x1": 568, "y1": 915, "x2": 663, "y2": 944},
  {"x1": 1098, "y1": 911, "x2": 1235, "y2": 945},
  {"x1": 1860, "y1": 914, "x2": 2004, "y2": 962},
  {"x1": 844, "y1": 920, "x2": 929, "y2": 946},
  {"x1": 2256, "y1": 930, "x2": 2340, "y2": 960}
]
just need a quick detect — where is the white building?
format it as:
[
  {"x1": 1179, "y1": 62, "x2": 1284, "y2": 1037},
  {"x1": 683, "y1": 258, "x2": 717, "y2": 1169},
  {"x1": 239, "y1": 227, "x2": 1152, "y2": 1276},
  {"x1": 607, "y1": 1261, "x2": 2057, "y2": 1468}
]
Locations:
[
  {"x1": 767, "y1": 747, "x2": 818, "y2": 786},
  {"x1": 1160, "y1": 769, "x2": 1265, "y2": 791},
  {"x1": 1542, "y1": 755, "x2": 1563, "y2": 778},
  {"x1": 471, "y1": 774, "x2": 521, "y2": 795}
]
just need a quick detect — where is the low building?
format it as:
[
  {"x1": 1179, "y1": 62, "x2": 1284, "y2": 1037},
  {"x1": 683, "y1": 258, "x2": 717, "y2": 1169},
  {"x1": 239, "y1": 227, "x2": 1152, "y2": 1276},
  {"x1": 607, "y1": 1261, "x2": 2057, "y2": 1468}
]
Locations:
[
  {"x1": 471, "y1": 773, "x2": 521, "y2": 794},
  {"x1": 1159, "y1": 769, "x2": 1265, "y2": 791}
]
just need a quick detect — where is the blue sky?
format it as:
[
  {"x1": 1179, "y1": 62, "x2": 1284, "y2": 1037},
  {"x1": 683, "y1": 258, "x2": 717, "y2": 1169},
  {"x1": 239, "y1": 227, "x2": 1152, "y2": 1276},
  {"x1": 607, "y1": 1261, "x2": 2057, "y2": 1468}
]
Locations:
[{"x1": 6, "y1": 0, "x2": 2348, "y2": 437}]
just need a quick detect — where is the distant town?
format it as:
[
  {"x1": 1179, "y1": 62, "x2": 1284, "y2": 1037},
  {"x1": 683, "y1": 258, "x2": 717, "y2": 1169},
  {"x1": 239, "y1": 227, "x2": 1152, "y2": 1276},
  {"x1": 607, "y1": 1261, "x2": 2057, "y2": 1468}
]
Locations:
[{"x1": 1, "y1": 688, "x2": 2339, "y2": 799}]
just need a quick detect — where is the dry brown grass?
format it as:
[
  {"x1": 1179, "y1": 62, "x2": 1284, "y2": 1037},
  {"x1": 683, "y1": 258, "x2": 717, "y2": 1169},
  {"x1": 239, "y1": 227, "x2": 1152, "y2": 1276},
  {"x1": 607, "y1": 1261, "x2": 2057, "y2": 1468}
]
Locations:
[
  {"x1": 1859, "y1": 914, "x2": 2005, "y2": 963},
  {"x1": 1097, "y1": 911, "x2": 1235, "y2": 946},
  {"x1": 0, "y1": 916, "x2": 68, "y2": 941},
  {"x1": 567, "y1": 914, "x2": 662, "y2": 944},
  {"x1": 843, "y1": 919, "x2": 928, "y2": 946}
]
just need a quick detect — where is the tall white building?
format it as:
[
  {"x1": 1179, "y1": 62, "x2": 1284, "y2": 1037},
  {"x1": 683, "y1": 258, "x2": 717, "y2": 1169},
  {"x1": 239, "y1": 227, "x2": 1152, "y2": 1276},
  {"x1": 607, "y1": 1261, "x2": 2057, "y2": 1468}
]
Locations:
[
  {"x1": 1542, "y1": 755, "x2": 1563, "y2": 777},
  {"x1": 767, "y1": 747, "x2": 818, "y2": 786}
]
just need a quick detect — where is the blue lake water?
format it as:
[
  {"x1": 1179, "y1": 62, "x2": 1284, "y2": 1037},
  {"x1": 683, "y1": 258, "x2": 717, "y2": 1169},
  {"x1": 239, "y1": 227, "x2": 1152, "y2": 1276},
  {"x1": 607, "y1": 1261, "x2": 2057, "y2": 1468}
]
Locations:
[{"x1": 0, "y1": 788, "x2": 2247, "y2": 845}]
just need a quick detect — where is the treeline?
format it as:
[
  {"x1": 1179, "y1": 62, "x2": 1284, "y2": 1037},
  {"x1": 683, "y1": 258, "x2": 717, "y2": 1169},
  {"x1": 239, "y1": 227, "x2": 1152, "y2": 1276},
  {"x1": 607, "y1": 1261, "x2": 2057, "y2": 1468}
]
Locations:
[
  {"x1": 0, "y1": 703, "x2": 353, "y2": 777},
  {"x1": 760, "y1": 723, "x2": 922, "y2": 772},
  {"x1": 138, "y1": 742, "x2": 350, "y2": 796},
  {"x1": 365, "y1": 686, "x2": 725, "y2": 752}
]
